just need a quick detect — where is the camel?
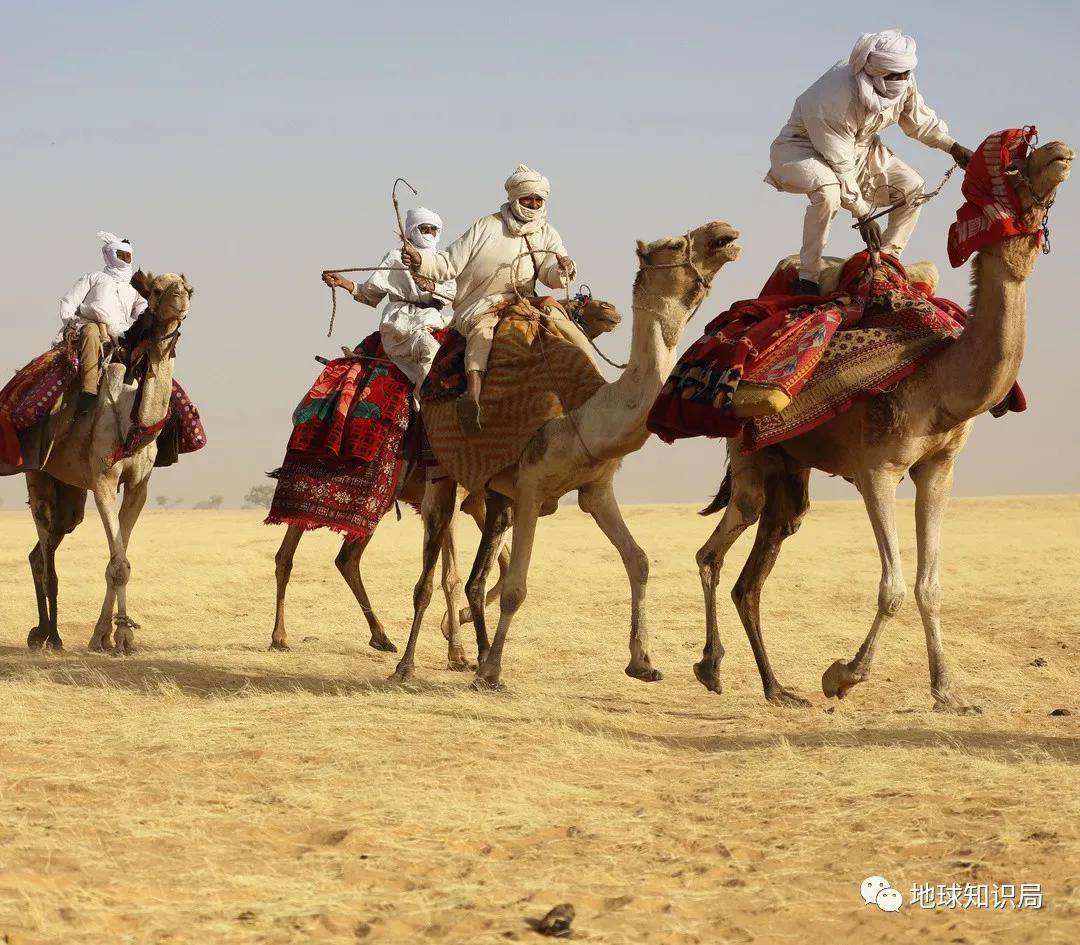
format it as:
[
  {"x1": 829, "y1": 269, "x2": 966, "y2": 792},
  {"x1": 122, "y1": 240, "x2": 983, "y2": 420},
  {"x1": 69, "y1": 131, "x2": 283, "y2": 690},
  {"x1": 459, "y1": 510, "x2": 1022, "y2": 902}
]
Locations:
[
  {"x1": 388, "y1": 220, "x2": 742, "y2": 688},
  {"x1": 0, "y1": 273, "x2": 193, "y2": 653},
  {"x1": 693, "y1": 138, "x2": 1073, "y2": 711},
  {"x1": 268, "y1": 295, "x2": 624, "y2": 667}
]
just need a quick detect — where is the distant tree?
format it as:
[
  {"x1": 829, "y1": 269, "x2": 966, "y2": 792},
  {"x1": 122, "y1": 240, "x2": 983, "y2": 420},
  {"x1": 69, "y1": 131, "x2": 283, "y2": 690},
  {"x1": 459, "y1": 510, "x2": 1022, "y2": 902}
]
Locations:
[
  {"x1": 172, "y1": 498, "x2": 183, "y2": 507},
  {"x1": 156, "y1": 495, "x2": 169, "y2": 508},
  {"x1": 193, "y1": 495, "x2": 224, "y2": 511},
  {"x1": 244, "y1": 484, "x2": 275, "y2": 509}
]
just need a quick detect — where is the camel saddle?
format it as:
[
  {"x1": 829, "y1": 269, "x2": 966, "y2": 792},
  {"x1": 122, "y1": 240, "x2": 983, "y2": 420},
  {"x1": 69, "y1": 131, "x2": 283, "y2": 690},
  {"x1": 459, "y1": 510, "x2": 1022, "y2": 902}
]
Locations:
[{"x1": 420, "y1": 297, "x2": 605, "y2": 493}]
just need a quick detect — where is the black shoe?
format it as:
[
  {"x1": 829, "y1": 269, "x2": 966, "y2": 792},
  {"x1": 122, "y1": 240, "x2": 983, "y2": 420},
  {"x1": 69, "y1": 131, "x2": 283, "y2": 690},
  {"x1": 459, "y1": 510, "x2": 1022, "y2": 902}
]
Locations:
[
  {"x1": 792, "y1": 278, "x2": 820, "y2": 296},
  {"x1": 75, "y1": 391, "x2": 97, "y2": 418}
]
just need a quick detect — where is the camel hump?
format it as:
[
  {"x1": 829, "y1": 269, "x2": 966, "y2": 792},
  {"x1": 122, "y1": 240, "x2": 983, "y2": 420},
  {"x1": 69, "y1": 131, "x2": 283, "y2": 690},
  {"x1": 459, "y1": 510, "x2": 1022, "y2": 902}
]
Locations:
[{"x1": 771, "y1": 254, "x2": 939, "y2": 296}]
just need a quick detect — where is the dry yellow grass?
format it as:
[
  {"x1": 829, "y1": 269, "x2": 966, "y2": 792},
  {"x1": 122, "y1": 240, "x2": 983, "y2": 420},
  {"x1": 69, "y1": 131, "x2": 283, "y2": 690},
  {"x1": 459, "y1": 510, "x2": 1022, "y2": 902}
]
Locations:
[{"x1": 1, "y1": 497, "x2": 1078, "y2": 944}]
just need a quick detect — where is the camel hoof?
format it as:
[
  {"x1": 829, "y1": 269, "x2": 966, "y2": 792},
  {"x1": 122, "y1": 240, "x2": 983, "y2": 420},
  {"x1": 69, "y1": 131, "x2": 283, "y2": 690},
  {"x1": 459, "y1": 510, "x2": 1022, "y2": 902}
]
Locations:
[
  {"x1": 471, "y1": 675, "x2": 507, "y2": 693},
  {"x1": 88, "y1": 636, "x2": 110, "y2": 653},
  {"x1": 368, "y1": 634, "x2": 397, "y2": 654},
  {"x1": 269, "y1": 639, "x2": 291, "y2": 652},
  {"x1": 766, "y1": 687, "x2": 812, "y2": 708},
  {"x1": 933, "y1": 697, "x2": 983, "y2": 716},
  {"x1": 693, "y1": 660, "x2": 723, "y2": 694},
  {"x1": 625, "y1": 662, "x2": 664, "y2": 683},
  {"x1": 447, "y1": 646, "x2": 472, "y2": 672},
  {"x1": 387, "y1": 666, "x2": 414, "y2": 685},
  {"x1": 44, "y1": 633, "x2": 64, "y2": 652},
  {"x1": 27, "y1": 626, "x2": 49, "y2": 650},
  {"x1": 822, "y1": 659, "x2": 863, "y2": 699}
]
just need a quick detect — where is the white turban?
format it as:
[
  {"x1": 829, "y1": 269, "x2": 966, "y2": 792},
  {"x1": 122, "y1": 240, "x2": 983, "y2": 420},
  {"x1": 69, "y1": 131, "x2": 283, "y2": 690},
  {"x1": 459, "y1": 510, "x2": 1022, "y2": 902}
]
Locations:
[
  {"x1": 501, "y1": 164, "x2": 551, "y2": 236},
  {"x1": 849, "y1": 30, "x2": 918, "y2": 114},
  {"x1": 98, "y1": 230, "x2": 134, "y2": 283},
  {"x1": 405, "y1": 207, "x2": 443, "y2": 250}
]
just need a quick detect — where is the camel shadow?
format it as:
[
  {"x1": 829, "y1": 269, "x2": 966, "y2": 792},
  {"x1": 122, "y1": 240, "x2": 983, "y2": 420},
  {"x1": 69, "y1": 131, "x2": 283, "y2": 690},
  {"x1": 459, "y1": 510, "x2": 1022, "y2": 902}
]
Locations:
[{"x1": 0, "y1": 650, "x2": 456, "y2": 698}]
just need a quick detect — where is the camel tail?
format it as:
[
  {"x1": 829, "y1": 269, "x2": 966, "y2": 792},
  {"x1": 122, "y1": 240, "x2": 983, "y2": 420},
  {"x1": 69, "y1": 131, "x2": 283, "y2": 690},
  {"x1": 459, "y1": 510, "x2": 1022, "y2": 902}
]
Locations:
[{"x1": 700, "y1": 465, "x2": 732, "y2": 516}]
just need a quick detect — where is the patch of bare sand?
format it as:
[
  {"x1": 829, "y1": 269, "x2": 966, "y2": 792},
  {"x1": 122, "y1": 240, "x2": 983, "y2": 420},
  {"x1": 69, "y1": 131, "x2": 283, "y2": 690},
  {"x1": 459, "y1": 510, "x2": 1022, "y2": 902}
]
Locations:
[{"x1": 0, "y1": 498, "x2": 1077, "y2": 943}]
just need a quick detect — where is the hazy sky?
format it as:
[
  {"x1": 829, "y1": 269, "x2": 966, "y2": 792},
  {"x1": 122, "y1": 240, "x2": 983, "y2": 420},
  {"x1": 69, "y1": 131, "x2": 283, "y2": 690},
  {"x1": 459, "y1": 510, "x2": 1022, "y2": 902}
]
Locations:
[{"x1": 3, "y1": 0, "x2": 1079, "y2": 511}]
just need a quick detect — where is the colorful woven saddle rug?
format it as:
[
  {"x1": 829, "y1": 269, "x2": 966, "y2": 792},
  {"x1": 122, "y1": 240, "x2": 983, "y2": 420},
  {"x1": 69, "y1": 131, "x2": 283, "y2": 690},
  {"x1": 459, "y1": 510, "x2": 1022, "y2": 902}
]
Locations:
[
  {"x1": 266, "y1": 330, "x2": 444, "y2": 541},
  {"x1": 647, "y1": 252, "x2": 1025, "y2": 451},
  {"x1": 0, "y1": 340, "x2": 206, "y2": 469},
  {"x1": 420, "y1": 297, "x2": 605, "y2": 493}
]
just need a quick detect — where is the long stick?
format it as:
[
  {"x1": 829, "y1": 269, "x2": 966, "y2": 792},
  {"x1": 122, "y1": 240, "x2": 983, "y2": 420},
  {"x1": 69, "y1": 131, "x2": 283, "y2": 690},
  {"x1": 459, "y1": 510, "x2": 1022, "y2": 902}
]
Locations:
[{"x1": 393, "y1": 177, "x2": 419, "y2": 246}]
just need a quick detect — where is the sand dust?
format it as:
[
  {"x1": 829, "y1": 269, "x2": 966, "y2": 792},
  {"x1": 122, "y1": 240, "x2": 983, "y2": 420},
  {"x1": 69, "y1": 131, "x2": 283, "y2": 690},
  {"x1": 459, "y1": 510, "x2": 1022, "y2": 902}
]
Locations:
[{"x1": 1, "y1": 497, "x2": 1077, "y2": 944}]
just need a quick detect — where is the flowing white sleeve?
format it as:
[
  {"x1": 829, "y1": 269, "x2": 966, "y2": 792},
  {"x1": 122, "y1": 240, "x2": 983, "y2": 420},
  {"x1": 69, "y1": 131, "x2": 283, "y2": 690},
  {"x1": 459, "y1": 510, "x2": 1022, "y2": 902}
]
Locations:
[
  {"x1": 59, "y1": 273, "x2": 93, "y2": 325},
  {"x1": 537, "y1": 226, "x2": 573, "y2": 289},
  {"x1": 417, "y1": 222, "x2": 479, "y2": 283},
  {"x1": 353, "y1": 251, "x2": 396, "y2": 306},
  {"x1": 898, "y1": 81, "x2": 956, "y2": 153}
]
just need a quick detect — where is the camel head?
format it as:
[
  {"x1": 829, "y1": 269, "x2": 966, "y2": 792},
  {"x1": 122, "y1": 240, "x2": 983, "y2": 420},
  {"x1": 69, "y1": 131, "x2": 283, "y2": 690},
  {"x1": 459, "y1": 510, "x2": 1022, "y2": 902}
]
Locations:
[
  {"x1": 633, "y1": 220, "x2": 740, "y2": 345},
  {"x1": 571, "y1": 297, "x2": 622, "y2": 340},
  {"x1": 992, "y1": 139, "x2": 1074, "y2": 279},
  {"x1": 142, "y1": 272, "x2": 194, "y2": 336}
]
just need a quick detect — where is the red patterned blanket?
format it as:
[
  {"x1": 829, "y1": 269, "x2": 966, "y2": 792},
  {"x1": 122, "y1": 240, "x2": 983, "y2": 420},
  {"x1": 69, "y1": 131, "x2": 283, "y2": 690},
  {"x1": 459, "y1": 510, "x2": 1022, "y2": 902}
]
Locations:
[
  {"x1": 266, "y1": 330, "x2": 443, "y2": 541},
  {"x1": 647, "y1": 253, "x2": 1024, "y2": 451},
  {"x1": 0, "y1": 342, "x2": 206, "y2": 467}
]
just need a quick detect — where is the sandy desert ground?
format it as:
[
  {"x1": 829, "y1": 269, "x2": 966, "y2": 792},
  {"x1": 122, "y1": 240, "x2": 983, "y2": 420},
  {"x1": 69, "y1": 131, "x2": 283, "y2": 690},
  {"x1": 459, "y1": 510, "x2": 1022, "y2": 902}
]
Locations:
[{"x1": 0, "y1": 497, "x2": 1077, "y2": 944}]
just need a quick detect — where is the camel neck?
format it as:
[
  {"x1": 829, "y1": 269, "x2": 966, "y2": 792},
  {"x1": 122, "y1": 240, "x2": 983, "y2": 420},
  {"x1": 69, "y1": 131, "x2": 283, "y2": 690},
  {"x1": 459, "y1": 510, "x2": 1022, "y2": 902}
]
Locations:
[
  {"x1": 937, "y1": 248, "x2": 1028, "y2": 422},
  {"x1": 136, "y1": 338, "x2": 177, "y2": 431},
  {"x1": 586, "y1": 297, "x2": 682, "y2": 456}
]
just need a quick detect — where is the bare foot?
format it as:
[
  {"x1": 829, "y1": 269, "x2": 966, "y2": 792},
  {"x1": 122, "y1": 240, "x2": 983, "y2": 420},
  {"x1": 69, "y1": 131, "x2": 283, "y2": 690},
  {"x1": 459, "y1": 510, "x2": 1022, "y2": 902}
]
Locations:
[
  {"x1": 625, "y1": 658, "x2": 663, "y2": 682},
  {"x1": 932, "y1": 690, "x2": 983, "y2": 715},
  {"x1": 26, "y1": 626, "x2": 49, "y2": 650},
  {"x1": 447, "y1": 644, "x2": 471, "y2": 672},
  {"x1": 821, "y1": 660, "x2": 865, "y2": 699},
  {"x1": 387, "y1": 663, "x2": 414, "y2": 684},
  {"x1": 765, "y1": 685, "x2": 812, "y2": 708},
  {"x1": 693, "y1": 659, "x2": 723, "y2": 694},
  {"x1": 368, "y1": 631, "x2": 397, "y2": 653}
]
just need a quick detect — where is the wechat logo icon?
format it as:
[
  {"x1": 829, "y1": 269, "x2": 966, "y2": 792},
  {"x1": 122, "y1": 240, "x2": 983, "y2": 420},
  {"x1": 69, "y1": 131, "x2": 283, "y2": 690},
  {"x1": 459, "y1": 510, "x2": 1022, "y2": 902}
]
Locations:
[{"x1": 861, "y1": 876, "x2": 903, "y2": 912}]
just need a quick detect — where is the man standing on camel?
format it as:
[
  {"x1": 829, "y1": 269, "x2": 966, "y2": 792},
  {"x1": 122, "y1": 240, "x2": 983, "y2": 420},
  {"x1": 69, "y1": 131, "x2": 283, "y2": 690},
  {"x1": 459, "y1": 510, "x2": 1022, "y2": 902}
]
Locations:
[
  {"x1": 323, "y1": 207, "x2": 456, "y2": 401},
  {"x1": 399, "y1": 164, "x2": 583, "y2": 434},
  {"x1": 765, "y1": 29, "x2": 974, "y2": 295},
  {"x1": 58, "y1": 231, "x2": 148, "y2": 416}
]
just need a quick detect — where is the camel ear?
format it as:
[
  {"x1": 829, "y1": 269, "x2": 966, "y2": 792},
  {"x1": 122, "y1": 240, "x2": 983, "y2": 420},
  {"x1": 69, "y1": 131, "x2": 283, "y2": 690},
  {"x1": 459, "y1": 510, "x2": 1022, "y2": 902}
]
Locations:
[
  {"x1": 182, "y1": 273, "x2": 194, "y2": 297},
  {"x1": 635, "y1": 240, "x2": 649, "y2": 261}
]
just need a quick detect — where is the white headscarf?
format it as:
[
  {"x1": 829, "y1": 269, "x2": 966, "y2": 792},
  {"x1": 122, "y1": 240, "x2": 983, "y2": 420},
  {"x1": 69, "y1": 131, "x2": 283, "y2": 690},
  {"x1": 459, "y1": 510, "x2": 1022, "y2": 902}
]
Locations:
[
  {"x1": 98, "y1": 230, "x2": 134, "y2": 283},
  {"x1": 501, "y1": 164, "x2": 551, "y2": 236},
  {"x1": 405, "y1": 207, "x2": 443, "y2": 250},
  {"x1": 849, "y1": 30, "x2": 918, "y2": 114}
]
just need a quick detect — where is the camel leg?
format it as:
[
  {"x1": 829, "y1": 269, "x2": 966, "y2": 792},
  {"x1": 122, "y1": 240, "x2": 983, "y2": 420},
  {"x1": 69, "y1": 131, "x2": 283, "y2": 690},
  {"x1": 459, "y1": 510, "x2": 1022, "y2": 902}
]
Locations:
[
  {"x1": 822, "y1": 468, "x2": 904, "y2": 699},
  {"x1": 464, "y1": 492, "x2": 513, "y2": 666},
  {"x1": 269, "y1": 526, "x2": 303, "y2": 651},
  {"x1": 89, "y1": 475, "x2": 133, "y2": 654},
  {"x1": 731, "y1": 469, "x2": 812, "y2": 707},
  {"x1": 335, "y1": 535, "x2": 397, "y2": 653},
  {"x1": 109, "y1": 479, "x2": 148, "y2": 654},
  {"x1": 693, "y1": 454, "x2": 766, "y2": 693},
  {"x1": 389, "y1": 477, "x2": 457, "y2": 683},
  {"x1": 473, "y1": 488, "x2": 541, "y2": 691},
  {"x1": 578, "y1": 482, "x2": 662, "y2": 682},
  {"x1": 24, "y1": 473, "x2": 78, "y2": 651},
  {"x1": 439, "y1": 515, "x2": 469, "y2": 670},
  {"x1": 443, "y1": 494, "x2": 511, "y2": 632},
  {"x1": 911, "y1": 459, "x2": 981, "y2": 715}
]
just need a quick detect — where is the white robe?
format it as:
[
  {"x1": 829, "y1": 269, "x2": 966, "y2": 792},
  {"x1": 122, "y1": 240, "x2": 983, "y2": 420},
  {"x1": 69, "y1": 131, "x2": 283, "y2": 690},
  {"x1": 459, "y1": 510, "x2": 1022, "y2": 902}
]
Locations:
[
  {"x1": 415, "y1": 212, "x2": 572, "y2": 330},
  {"x1": 765, "y1": 63, "x2": 955, "y2": 216},
  {"x1": 355, "y1": 251, "x2": 456, "y2": 391},
  {"x1": 58, "y1": 270, "x2": 148, "y2": 341}
]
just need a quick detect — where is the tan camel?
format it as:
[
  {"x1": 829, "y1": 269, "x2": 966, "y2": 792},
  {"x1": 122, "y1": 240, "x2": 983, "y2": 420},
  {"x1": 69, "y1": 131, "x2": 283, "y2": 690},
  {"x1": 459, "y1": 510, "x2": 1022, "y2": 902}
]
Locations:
[
  {"x1": 694, "y1": 138, "x2": 1073, "y2": 711},
  {"x1": 388, "y1": 220, "x2": 742, "y2": 688},
  {"x1": 0, "y1": 273, "x2": 193, "y2": 653},
  {"x1": 269, "y1": 296, "x2": 623, "y2": 667},
  {"x1": 270, "y1": 486, "x2": 509, "y2": 670}
]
